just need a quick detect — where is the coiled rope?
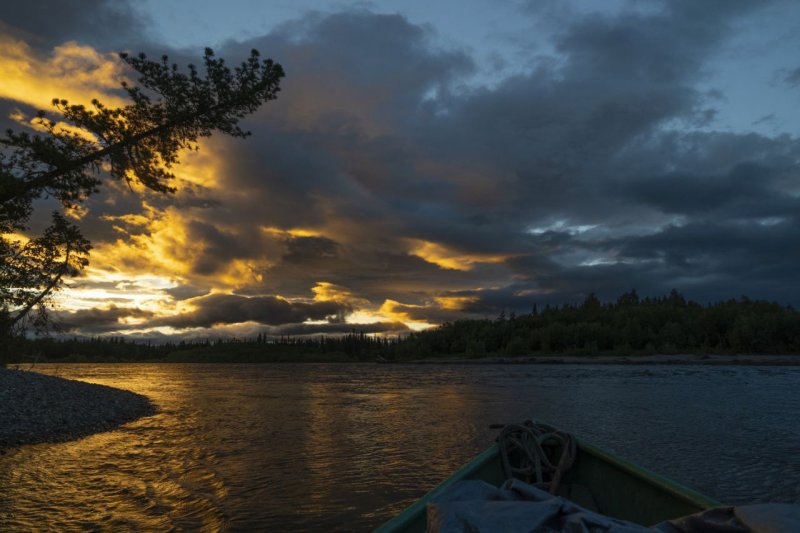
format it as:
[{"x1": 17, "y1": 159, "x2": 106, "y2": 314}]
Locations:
[{"x1": 492, "y1": 420, "x2": 576, "y2": 495}]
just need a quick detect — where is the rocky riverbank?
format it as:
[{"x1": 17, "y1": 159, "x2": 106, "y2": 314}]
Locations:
[{"x1": 0, "y1": 367, "x2": 155, "y2": 451}]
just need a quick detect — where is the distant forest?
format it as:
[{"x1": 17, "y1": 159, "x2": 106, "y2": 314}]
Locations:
[
  {"x1": 7, "y1": 290, "x2": 800, "y2": 363},
  {"x1": 6, "y1": 332, "x2": 398, "y2": 363},
  {"x1": 397, "y1": 290, "x2": 800, "y2": 359}
]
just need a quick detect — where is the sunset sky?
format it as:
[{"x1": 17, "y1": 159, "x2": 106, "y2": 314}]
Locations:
[{"x1": 1, "y1": 0, "x2": 799, "y2": 340}]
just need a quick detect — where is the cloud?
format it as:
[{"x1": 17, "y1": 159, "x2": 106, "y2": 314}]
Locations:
[
  {"x1": 407, "y1": 239, "x2": 515, "y2": 271},
  {"x1": 152, "y1": 293, "x2": 348, "y2": 329},
  {"x1": 283, "y1": 236, "x2": 340, "y2": 265},
  {"x1": 753, "y1": 113, "x2": 777, "y2": 126},
  {"x1": 5, "y1": 2, "x2": 800, "y2": 338},
  {"x1": 0, "y1": 36, "x2": 128, "y2": 110},
  {"x1": 621, "y1": 161, "x2": 799, "y2": 217},
  {"x1": 269, "y1": 321, "x2": 408, "y2": 336},
  {"x1": 378, "y1": 299, "x2": 465, "y2": 326},
  {"x1": 783, "y1": 67, "x2": 800, "y2": 87},
  {"x1": 0, "y1": 0, "x2": 148, "y2": 49},
  {"x1": 55, "y1": 305, "x2": 153, "y2": 333}
]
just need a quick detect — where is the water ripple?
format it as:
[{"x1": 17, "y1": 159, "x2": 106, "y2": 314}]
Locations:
[{"x1": 1, "y1": 363, "x2": 798, "y2": 531}]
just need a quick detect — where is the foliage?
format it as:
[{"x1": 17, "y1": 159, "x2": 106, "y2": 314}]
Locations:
[
  {"x1": 0, "y1": 48, "x2": 284, "y2": 357},
  {"x1": 8, "y1": 331, "x2": 402, "y2": 363},
  {"x1": 5, "y1": 290, "x2": 800, "y2": 363},
  {"x1": 400, "y1": 290, "x2": 800, "y2": 358},
  {"x1": 1, "y1": 213, "x2": 90, "y2": 334}
]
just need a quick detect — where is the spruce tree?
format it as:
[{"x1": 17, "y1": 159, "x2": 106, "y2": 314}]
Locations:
[{"x1": 0, "y1": 48, "x2": 284, "y2": 353}]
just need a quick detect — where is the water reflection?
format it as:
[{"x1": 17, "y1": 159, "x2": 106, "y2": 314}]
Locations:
[{"x1": 1, "y1": 363, "x2": 799, "y2": 531}]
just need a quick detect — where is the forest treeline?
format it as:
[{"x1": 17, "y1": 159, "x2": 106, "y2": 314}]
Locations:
[
  {"x1": 395, "y1": 290, "x2": 800, "y2": 359},
  {"x1": 6, "y1": 331, "x2": 400, "y2": 363},
  {"x1": 6, "y1": 290, "x2": 800, "y2": 363}
]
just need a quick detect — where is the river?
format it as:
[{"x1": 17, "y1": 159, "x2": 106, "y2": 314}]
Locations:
[{"x1": 1, "y1": 363, "x2": 798, "y2": 531}]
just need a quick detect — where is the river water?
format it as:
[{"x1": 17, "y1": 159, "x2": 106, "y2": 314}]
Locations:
[{"x1": 1, "y1": 363, "x2": 798, "y2": 531}]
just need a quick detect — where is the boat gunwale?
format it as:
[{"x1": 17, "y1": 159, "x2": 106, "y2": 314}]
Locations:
[
  {"x1": 374, "y1": 444, "x2": 499, "y2": 532},
  {"x1": 576, "y1": 439, "x2": 722, "y2": 511},
  {"x1": 374, "y1": 439, "x2": 723, "y2": 532}
]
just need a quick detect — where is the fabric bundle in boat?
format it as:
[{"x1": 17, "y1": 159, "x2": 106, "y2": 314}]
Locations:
[{"x1": 427, "y1": 479, "x2": 800, "y2": 533}]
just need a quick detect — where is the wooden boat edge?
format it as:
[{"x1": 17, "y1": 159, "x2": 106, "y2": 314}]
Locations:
[
  {"x1": 576, "y1": 439, "x2": 722, "y2": 511},
  {"x1": 374, "y1": 439, "x2": 723, "y2": 532},
  {"x1": 374, "y1": 444, "x2": 500, "y2": 533}
]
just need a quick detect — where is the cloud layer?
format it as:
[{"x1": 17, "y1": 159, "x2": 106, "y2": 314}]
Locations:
[{"x1": 2, "y1": 0, "x2": 799, "y2": 338}]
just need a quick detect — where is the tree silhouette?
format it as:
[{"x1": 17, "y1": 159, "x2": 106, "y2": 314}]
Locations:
[
  {"x1": 0, "y1": 48, "x2": 284, "y2": 350},
  {"x1": 388, "y1": 290, "x2": 800, "y2": 359}
]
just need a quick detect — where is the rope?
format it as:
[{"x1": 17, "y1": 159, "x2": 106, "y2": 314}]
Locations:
[{"x1": 492, "y1": 420, "x2": 576, "y2": 495}]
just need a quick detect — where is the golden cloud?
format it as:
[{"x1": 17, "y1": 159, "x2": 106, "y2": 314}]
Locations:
[
  {"x1": 434, "y1": 295, "x2": 479, "y2": 310},
  {"x1": 262, "y1": 226, "x2": 325, "y2": 239},
  {"x1": 407, "y1": 239, "x2": 512, "y2": 271},
  {"x1": 311, "y1": 281, "x2": 369, "y2": 306},
  {"x1": 173, "y1": 144, "x2": 225, "y2": 190},
  {"x1": 0, "y1": 37, "x2": 128, "y2": 110},
  {"x1": 92, "y1": 205, "x2": 196, "y2": 276},
  {"x1": 55, "y1": 267, "x2": 178, "y2": 316},
  {"x1": 378, "y1": 299, "x2": 435, "y2": 331},
  {"x1": 9, "y1": 108, "x2": 100, "y2": 143}
]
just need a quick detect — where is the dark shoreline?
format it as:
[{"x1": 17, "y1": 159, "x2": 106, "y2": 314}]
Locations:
[
  {"x1": 7, "y1": 353, "x2": 800, "y2": 365},
  {"x1": 402, "y1": 354, "x2": 800, "y2": 365},
  {"x1": 0, "y1": 368, "x2": 156, "y2": 451}
]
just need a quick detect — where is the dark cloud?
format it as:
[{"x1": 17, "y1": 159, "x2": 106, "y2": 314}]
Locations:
[
  {"x1": 153, "y1": 293, "x2": 348, "y2": 329},
  {"x1": 163, "y1": 285, "x2": 210, "y2": 302},
  {"x1": 753, "y1": 114, "x2": 777, "y2": 126},
  {"x1": 5, "y1": 1, "x2": 800, "y2": 337},
  {"x1": 784, "y1": 67, "x2": 800, "y2": 87},
  {"x1": 621, "y1": 162, "x2": 799, "y2": 217},
  {"x1": 381, "y1": 300, "x2": 467, "y2": 324},
  {"x1": 269, "y1": 321, "x2": 408, "y2": 336},
  {"x1": 184, "y1": 220, "x2": 270, "y2": 276},
  {"x1": 171, "y1": 4, "x2": 800, "y2": 314},
  {"x1": 283, "y1": 236, "x2": 340, "y2": 265},
  {"x1": 56, "y1": 306, "x2": 153, "y2": 332},
  {"x1": 616, "y1": 218, "x2": 800, "y2": 272},
  {"x1": 0, "y1": 0, "x2": 149, "y2": 49}
]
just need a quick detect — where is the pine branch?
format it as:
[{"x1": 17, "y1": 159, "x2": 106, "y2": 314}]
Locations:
[{"x1": 8, "y1": 243, "x2": 72, "y2": 329}]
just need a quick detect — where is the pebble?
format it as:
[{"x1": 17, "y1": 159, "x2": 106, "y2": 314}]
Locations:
[{"x1": 0, "y1": 368, "x2": 155, "y2": 450}]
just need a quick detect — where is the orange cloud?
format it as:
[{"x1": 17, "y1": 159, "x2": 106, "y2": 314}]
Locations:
[
  {"x1": 263, "y1": 226, "x2": 325, "y2": 239},
  {"x1": 378, "y1": 299, "x2": 435, "y2": 331},
  {"x1": 9, "y1": 108, "x2": 100, "y2": 142},
  {"x1": 407, "y1": 239, "x2": 512, "y2": 271},
  {"x1": 92, "y1": 205, "x2": 196, "y2": 277},
  {"x1": 173, "y1": 143, "x2": 225, "y2": 190},
  {"x1": 434, "y1": 295, "x2": 479, "y2": 310},
  {"x1": 0, "y1": 37, "x2": 128, "y2": 110},
  {"x1": 311, "y1": 281, "x2": 369, "y2": 307}
]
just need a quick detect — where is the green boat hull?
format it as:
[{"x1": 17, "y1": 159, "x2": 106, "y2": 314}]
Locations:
[{"x1": 376, "y1": 438, "x2": 722, "y2": 532}]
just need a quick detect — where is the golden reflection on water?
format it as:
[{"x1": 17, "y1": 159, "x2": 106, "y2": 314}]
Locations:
[
  {"x1": 296, "y1": 378, "x2": 478, "y2": 523},
  {"x1": 3, "y1": 363, "x2": 799, "y2": 530},
  {"x1": 1, "y1": 365, "x2": 229, "y2": 531},
  {"x1": 303, "y1": 381, "x2": 340, "y2": 514},
  {"x1": 0, "y1": 365, "x2": 487, "y2": 530}
]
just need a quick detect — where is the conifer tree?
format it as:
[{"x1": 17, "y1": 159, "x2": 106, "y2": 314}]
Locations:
[{"x1": 0, "y1": 48, "x2": 284, "y2": 351}]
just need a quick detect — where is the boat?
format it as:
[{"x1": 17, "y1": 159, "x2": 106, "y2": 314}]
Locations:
[{"x1": 375, "y1": 428, "x2": 722, "y2": 532}]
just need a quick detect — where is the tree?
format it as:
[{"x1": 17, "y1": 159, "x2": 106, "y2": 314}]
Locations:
[
  {"x1": 0, "y1": 48, "x2": 284, "y2": 354},
  {"x1": 0, "y1": 213, "x2": 90, "y2": 334}
]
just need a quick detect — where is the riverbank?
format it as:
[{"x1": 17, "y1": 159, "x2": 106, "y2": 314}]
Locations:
[
  {"x1": 405, "y1": 353, "x2": 800, "y2": 365},
  {"x1": 0, "y1": 367, "x2": 155, "y2": 451},
  {"x1": 8, "y1": 352, "x2": 800, "y2": 365}
]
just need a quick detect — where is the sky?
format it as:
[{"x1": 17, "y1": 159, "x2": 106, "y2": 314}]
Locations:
[{"x1": 1, "y1": 0, "x2": 799, "y2": 340}]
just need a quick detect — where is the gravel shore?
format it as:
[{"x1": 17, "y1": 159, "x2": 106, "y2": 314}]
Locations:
[{"x1": 0, "y1": 367, "x2": 155, "y2": 451}]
